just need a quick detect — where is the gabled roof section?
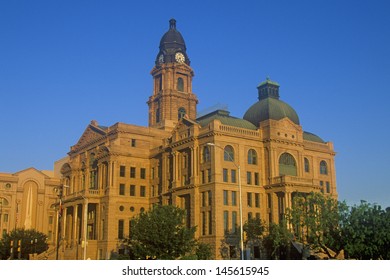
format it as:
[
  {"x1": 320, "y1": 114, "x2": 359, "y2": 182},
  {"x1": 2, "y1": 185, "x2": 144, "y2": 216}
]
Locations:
[
  {"x1": 13, "y1": 167, "x2": 51, "y2": 178},
  {"x1": 197, "y1": 110, "x2": 258, "y2": 130},
  {"x1": 70, "y1": 120, "x2": 107, "y2": 153}
]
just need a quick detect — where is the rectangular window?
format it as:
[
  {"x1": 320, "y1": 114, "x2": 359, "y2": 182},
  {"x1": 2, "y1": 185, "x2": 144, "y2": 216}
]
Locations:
[
  {"x1": 223, "y1": 211, "x2": 229, "y2": 233},
  {"x1": 254, "y1": 172, "x2": 259, "y2": 186},
  {"x1": 208, "y1": 211, "x2": 212, "y2": 234},
  {"x1": 207, "y1": 169, "x2": 212, "y2": 182},
  {"x1": 130, "y1": 167, "x2": 136, "y2": 178},
  {"x1": 223, "y1": 190, "x2": 229, "y2": 205},
  {"x1": 201, "y1": 170, "x2": 205, "y2": 184},
  {"x1": 232, "y1": 211, "x2": 237, "y2": 234},
  {"x1": 48, "y1": 215, "x2": 53, "y2": 225},
  {"x1": 140, "y1": 186, "x2": 146, "y2": 197},
  {"x1": 140, "y1": 168, "x2": 146, "y2": 179},
  {"x1": 248, "y1": 212, "x2": 253, "y2": 220},
  {"x1": 118, "y1": 220, "x2": 124, "y2": 239},
  {"x1": 267, "y1": 193, "x2": 272, "y2": 208},
  {"x1": 131, "y1": 139, "x2": 136, "y2": 147},
  {"x1": 326, "y1": 181, "x2": 331, "y2": 193},
  {"x1": 232, "y1": 191, "x2": 237, "y2": 206},
  {"x1": 247, "y1": 171, "x2": 252, "y2": 185},
  {"x1": 223, "y1": 168, "x2": 228, "y2": 182},
  {"x1": 201, "y1": 192, "x2": 206, "y2": 207},
  {"x1": 202, "y1": 212, "x2": 206, "y2": 236},
  {"x1": 151, "y1": 168, "x2": 155, "y2": 179},
  {"x1": 208, "y1": 190, "x2": 212, "y2": 207},
  {"x1": 255, "y1": 193, "x2": 260, "y2": 208},
  {"x1": 119, "y1": 184, "x2": 125, "y2": 195},
  {"x1": 130, "y1": 185, "x2": 136, "y2": 196},
  {"x1": 231, "y1": 169, "x2": 237, "y2": 183},
  {"x1": 247, "y1": 192, "x2": 253, "y2": 207},
  {"x1": 120, "y1": 166, "x2": 126, "y2": 177}
]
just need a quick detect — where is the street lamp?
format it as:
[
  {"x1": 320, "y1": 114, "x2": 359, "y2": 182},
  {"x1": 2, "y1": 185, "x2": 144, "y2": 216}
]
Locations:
[{"x1": 206, "y1": 143, "x2": 244, "y2": 260}]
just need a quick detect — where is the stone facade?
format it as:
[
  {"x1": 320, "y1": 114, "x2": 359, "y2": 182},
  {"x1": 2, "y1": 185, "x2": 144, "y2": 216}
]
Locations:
[{"x1": 0, "y1": 168, "x2": 60, "y2": 245}]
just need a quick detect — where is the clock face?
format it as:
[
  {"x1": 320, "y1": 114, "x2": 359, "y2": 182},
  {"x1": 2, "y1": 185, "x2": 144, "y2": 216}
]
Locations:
[
  {"x1": 175, "y1": 52, "x2": 185, "y2": 63},
  {"x1": 158, "y1": 54, "x2": 164, "y2": 64}
]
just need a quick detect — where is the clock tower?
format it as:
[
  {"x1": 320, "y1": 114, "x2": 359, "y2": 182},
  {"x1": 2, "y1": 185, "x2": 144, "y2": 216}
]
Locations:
[{"x1": 148, "y1": 19, "x2": 198, "y2": 130}]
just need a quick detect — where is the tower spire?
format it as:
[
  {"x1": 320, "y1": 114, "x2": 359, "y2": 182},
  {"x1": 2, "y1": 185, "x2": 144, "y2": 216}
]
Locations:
[{"x1": 169, "y1": 18, "x2": 177, "y2": 30}]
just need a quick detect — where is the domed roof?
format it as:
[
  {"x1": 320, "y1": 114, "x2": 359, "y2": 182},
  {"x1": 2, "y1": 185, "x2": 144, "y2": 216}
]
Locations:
[
  {"x1": 198, "y1": 110, "x2": 258, "y2": 130},
  {"x1": 244, "y1": 98, "x2": 300, "y2": 126},
  {"x1": 159, "y1": 19, "x2": 186, "y2": 51},
  {"x1": 303, "y1": 131, "x2": 325, "y2": 143},
  {"x1": 243, "y1": 78, "x2": 300, "y2": 126},
  {"x1": 156, "y1": 19, "x2": 190, "y2": 65}
]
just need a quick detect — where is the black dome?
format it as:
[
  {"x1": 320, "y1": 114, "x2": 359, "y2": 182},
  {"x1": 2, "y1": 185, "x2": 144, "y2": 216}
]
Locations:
[
  {"x1": 156, "y1": 19, "x2": 190, "y2": 65},
  {"x1": 159, "y1": 19, "x2": 186, "y2": 51}
]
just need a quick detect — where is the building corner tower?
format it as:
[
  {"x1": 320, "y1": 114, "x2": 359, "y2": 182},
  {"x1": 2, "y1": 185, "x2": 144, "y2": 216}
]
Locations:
[{"x1": 147, "y1": 19, "x2": 198, "y2": 130}]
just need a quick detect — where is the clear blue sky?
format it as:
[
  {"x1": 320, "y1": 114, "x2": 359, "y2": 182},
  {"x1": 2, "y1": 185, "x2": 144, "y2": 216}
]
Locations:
[{"x1": 0, "y1": 0, "x2": 389, "y2": 207}]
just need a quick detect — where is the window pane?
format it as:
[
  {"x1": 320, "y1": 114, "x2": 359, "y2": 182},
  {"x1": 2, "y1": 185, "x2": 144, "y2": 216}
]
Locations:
[
  {"x1": 231, "y1": 169, "x2": 236, "y2": 183},
  {"x1": 223, "y1": 168, "x2": 228, "y2": 182},
  {"x1": 224, "y1": 146, "x2": 234, "y2": 161},
  {"x1": 232, "y1": 191, "x2": 237, "y2": 206},
  {"x1": 247, "y1": 192, "x2": 252, "y2": 207},
  {"x1": 247, "y1": 172, "x2": 252, "y2": 185},
  {"x1": 119, "y1": 184, "x2": 125, "y2": 195},
  {"x1": 120, "y1": 166, "x2": 126, "y2": 177},
  {"x1": 223, "y1": 190, "x2": 229, "y2": 205}
]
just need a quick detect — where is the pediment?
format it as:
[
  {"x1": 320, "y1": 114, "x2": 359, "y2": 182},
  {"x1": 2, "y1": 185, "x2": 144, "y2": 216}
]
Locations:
[
  {"x1": 70, "y1": 124, "x2": 107, "y2": 153},
  {"x1": 13, "y1": 167, "x2": 50, "y2": 178}
]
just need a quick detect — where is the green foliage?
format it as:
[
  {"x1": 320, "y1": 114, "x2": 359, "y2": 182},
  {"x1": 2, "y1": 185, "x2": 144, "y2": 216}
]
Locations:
[
  {"x1": 125, "y1": 205, "x2": 197, "y2": 260},
  {"x1": 286, "y1": 192, "x2": 347, "y2": 258},
  {"x1": 343, "y1": 201, "x2": 390, "y2": 259},
  {"x1": 243, "y1": 217, "x2": 265, "y2": 242},
  {"x1": 0, "y1": 228, "x2": 48, "y2": 260},
  {"x1": 263, "y1": 221, "x2": 292, "y2": 259},
  {"x1": 194, "y1": 242, "x2": 213, "y2": 260}
]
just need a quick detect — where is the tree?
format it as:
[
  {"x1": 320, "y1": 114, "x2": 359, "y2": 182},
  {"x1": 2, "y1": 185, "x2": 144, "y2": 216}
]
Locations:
[
  {"x1": 194, "y1": 242, "x2": 213, "y2": 260},
  {"x1": 125, "y1": 205, "x2": 197, "y2": 259},
  {"x1": 343, "y1": 201, "x2": 390, "y2": 259},
  {"x1": 263, "y1": 221, "x2": 292, "y2": 259},
  {"x1": 286, "y1": 192, "x2": 348, "y2": 259},
  {"x1": 243, "y1": 217, "x2": 265, "y2": 242},
  {"x1": 0, "y1": 228, "x2": 48, "y2": 260}
]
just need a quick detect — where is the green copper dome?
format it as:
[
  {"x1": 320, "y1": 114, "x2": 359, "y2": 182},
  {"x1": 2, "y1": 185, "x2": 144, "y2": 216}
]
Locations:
[
  {"x1": 243, "y1": 78, "x2": 300, "y2": 126},
  {"x1": 197, "y1": 110, "x2": 257, "y2": 130}
]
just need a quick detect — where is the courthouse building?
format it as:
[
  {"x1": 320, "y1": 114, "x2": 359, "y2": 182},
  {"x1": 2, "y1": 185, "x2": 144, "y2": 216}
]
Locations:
[{"x1": 1, "y1": 19, "x2": 337, "y2": 259}]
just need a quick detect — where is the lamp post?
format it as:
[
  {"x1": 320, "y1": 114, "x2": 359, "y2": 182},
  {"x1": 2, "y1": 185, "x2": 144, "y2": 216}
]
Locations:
[
  {"x1": 206, "y1": 143, "x2": 244, "y2": 260},
  {"x1": 55, "y1": 185, "x2": 64, "y2": 260}
]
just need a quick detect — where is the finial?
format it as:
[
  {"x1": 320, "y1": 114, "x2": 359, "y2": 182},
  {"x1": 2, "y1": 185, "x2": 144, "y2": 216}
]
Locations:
[{"x1": 169, "y1": 18, "x2": 177, "y2": 30}]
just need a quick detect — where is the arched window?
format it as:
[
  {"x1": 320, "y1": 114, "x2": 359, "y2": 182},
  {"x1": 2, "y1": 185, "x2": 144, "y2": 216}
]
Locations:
[
  {"x1": 177, "y1": 77, "x2": 184, "y2": 91},
  {"x1": 279, "y1": 153, "x2": 297, "y2": 176},
  {"x1": 320, "y1": 160, "x2": 328, "y2": 175},
  {"x1": 0, "y1": 197, "x2": 9, "y2": 206},
  {"x1": 203, "y1": 146, "x2": 211, "y2": 162},
  {"x1": 178, "y1": 107, "x2": 186, "y2": 120},
  {"x1": 304, "y1": 158, "x2": 310, "y2": 173},
  {"x1": 248, "y1": 149, "x2": 258, "y2": 165},
  {"x1": 224, "y1": 145, "x2": 234, "y2": 162}
]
